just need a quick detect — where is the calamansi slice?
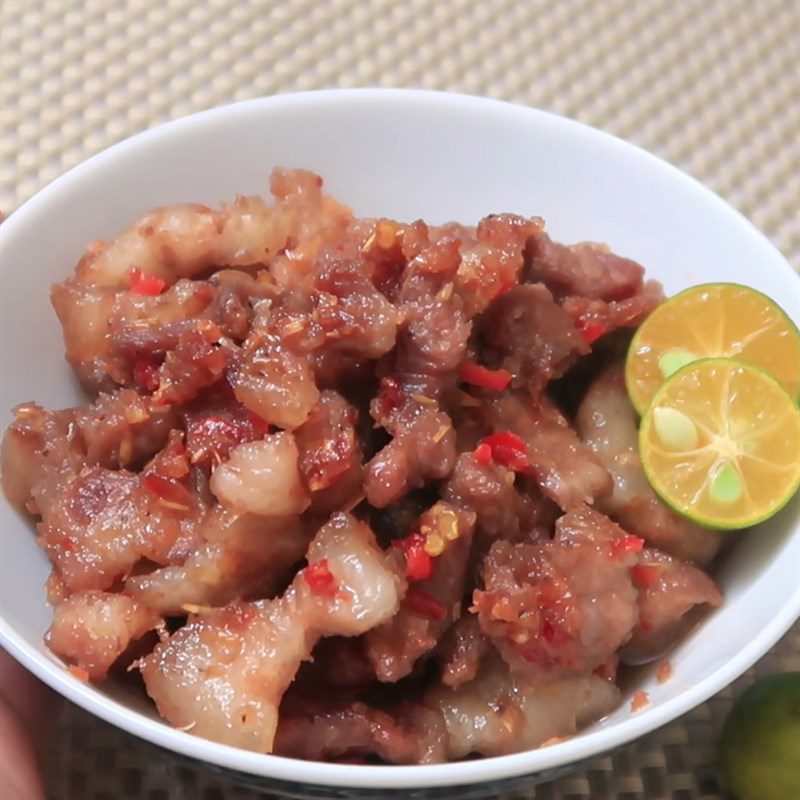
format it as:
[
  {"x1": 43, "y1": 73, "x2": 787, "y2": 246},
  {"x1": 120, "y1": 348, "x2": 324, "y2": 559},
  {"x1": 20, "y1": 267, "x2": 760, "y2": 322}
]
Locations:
[
  {"x1": 640, "y1": 358, "x2": 800, "y2": 530},
  {"x1": 626, "y1": 283, "x2": 800, "y2": 414}
]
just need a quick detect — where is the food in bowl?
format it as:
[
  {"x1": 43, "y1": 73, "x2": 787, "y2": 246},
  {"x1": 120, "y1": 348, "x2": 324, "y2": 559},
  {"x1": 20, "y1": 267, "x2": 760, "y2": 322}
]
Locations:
[{"x1": 4, "y1": 167, "x2": 783, "y2": 764}]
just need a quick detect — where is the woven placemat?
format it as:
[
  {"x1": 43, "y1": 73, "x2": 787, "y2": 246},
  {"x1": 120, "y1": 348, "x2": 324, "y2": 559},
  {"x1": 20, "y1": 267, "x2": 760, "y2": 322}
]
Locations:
[{"x1": 1, "y1": 1, "x2": 798, "y2": 798}]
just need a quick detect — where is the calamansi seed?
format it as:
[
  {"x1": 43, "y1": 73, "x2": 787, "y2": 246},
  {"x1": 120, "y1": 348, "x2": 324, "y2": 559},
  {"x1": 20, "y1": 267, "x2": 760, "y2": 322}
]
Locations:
[
  {"x1": 652, "y1": 406, "x2": 699, "y2": 450},
  {"x1": 709, "y1": 461, "x2": 743, "y2": 505},
  {"x1": 658, "y1": 348, "x2": 697, "y2": 379}
]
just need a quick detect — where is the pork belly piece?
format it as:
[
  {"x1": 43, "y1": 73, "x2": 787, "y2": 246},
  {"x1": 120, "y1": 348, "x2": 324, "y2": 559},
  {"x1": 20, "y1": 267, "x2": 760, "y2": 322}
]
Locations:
[
  {"x1": 209, "y1": 431, "x2": 310, "y2": 517},
  {"x1": 561, "y1": 279, "x2": 663, "y2": 341},
  {"x1": 473, "y1": 505, "x2": 639, "y2": 680},
  {"x1": 46, "y1": 591, "x2": 160, "y2": 680},
  {"x1": 294, "y1": 390, "x2": 364, "y2": 515},
  {"x1": 364, "y1": 503, "x2": 474, "y2": 682},
  {"x1": 443, "y1": 451, "x2": 558, "y2": 541},
  {"x1": 141, "y1": 513, "x2": 402, "y2": 752},
  {"x1": 622, "y1": 548, "x2": 722, "y2": 664},
  {"x1": 576, "y1": 362, "x2": 721, "y2": 565},
  {"x1": 481, "y1": 283, "x2": 588, "y2": 392},
  {"x1": 436, "y1": 615, "x2": 489, "y2": 689},
  {"x1": 126, "y1": 507, "x2": 314, "y2": 615},
  {"x1": 428, "y1": 654, "x2": 619, "y2": 759},
  {"x1": 525, "y1": 232, "x2": 644, "y2": 302},
  {"x1": 38, "y1": 462, "x2": 207, "y2": 594},
  {"x1": 274, "y1": 699, "x2": 447, "y2": 764},
  {"x1": 365, "y1": 385, "x2": 457, "y2": 509},
  {"x1": 485, "y1": 393, "x2": 612, "y2": 510}
]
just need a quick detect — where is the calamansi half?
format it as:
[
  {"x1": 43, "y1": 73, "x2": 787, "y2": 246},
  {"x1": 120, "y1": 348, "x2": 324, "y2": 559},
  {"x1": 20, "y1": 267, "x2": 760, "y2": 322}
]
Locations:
[
  {"x1": 639, "y1": 358, "x2": 800, "y2": 530},
  {"x1": 626, "y1": 283, "x2": 800, "y2": 415}
]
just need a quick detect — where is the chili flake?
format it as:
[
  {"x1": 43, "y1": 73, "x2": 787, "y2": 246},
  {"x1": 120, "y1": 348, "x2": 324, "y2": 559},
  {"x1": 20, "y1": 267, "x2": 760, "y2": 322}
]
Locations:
[
  {"x1": 631, "y1": 564, "x2": 661, "y2": 587},
  {"x1": 481, "y1": 431, "x2": 533, "y2": 473},
  {"x1": 473, "y1": 442, "x2": 493, "y2": 465},
  {"x1": 303, "y1": 559, "x2": 338, "y2": 596},
  {"x1": 396, "y1": 532, "x2": 433, "y2": 582},
  {"x1": 130, "y1": 267, "x2": 167, "y2": 296},
  {"x1": 143, "y1": 473, "x2": 192, "y2": 511},
  {"x1": 578, "y1": 319, "x2": 605, "y2": 344},
  {"x1": 458, "y1": 361, "x2": 512, "y2": 391},
  {"x1": 609, "y1": 535, "x2": 645, "y2": 559}
]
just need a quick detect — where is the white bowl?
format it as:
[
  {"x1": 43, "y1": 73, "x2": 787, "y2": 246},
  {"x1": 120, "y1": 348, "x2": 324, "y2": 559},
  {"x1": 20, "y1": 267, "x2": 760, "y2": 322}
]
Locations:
[{"x1": 1, "y1": 89, "x2": 798, "y2": 795}]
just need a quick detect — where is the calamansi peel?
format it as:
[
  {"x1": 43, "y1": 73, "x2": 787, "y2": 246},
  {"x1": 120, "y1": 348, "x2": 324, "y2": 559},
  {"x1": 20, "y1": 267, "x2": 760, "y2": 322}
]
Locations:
[
  {"x1": 626, "y1": 283, "x2": 800, "y2": 415},
  {"x1": 639, "y1": 358, "x2": 800, "y2": 530}
]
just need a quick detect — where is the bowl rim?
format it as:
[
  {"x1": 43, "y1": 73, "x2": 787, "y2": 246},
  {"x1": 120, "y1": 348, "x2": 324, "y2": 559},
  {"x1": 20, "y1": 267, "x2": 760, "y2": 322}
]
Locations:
[{"x1": 1, "y1": 87, "x2": 798, "y2": 790}]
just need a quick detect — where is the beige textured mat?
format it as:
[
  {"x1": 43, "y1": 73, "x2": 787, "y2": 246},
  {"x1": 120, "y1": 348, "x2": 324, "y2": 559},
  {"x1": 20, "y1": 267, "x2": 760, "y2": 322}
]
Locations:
[{"x1": 1, "y1": 0, "x2": 798, "y2": 798}]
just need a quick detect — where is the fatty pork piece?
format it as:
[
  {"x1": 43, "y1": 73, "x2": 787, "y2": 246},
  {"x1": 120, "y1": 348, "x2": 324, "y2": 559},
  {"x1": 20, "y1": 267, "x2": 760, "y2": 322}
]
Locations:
[
  {"x1": 365, "y1": 386, "x2": 457, "y2": 508},
  {"x1": 622, "y1": 548, "x2": 722, "y2": 664},
  {"x1": 525, "y1": 231, "x2": 645, "y2": 302},
  {"x1": 454, "y1": 213, "x2": 544, "y2": 317},
  {"x1": 51, "y1": 273, "x2": 274, "y2": 396},
  {"x1": 272, "y1": 248, "x2": 403, "y2": 361},
  {"x1": 1, "y1": 390, "x2": 176, "y2": 512},
  {"x1": 436, "y1": 615, "x2": 489, "y2": 689},
  {"x1": 46, "y1": 591, "x2": 160, "y2": 680},
  {"x1": 428, "y1": 654, "x2": 619, "y2": 759},
  {"x1": 35, "y1": 428, "x2": 208, "y2": 594},
  {"x1": 576, "y1": 362, "x2": 721, "y2": 565},
  {"x1": 141, "y1": 513, "x2": 403, "y2": 752},
  {"x1": 1, "y1": 404, "x2": 84, "y2": 512},
  {"x1": 229, "y1": 250, "x2": 403, "y2": 430},
  {"x1": 126, "y1": 508, "x2": 314, "y2": 615},
  {"x1": 484, "y1": 393, "x2": 612, "y2": 510},
  {"x1": 561, "y1": 280, "x2": 664, "y2": 341},
  {"x1": 362, "y1": 240, "x2": 469, "y2": 506},
  {"x1": 294, "y1": 390, "x2": 364, "y2": 515},
  {"x1": 70, "y1": 169, "x2": 350, "y2": 290},
  {"x1": 443, "y1": 451, "x2": 559, "y2": 541},
  {"x1": 365, "y1": 502, "x2": 475, "y2": 682},
  {"x1": 395, "y1": 238, "x2": 471, "y2": 398},
  {"x1": 274, "y1": 699, "x2": 447, "y2": 764},
  {"x1": 480, "y1": 283, "x2": 589, "y2": 393},
  {"x1": 209, "y1": 431, "x2": 310, "y2": 517},
  {"x1": 106, "y1": 277, "x2": 221, "y2": 351},
  {"x1": 473, "y1": 505, "x2": 639, "y2": 680},
  {"x1": 228, "y1": 340, "x2": 320, "y2": 431},
  {"x1": 74, "y1": 389, "x2": 179, "y2": 469}
]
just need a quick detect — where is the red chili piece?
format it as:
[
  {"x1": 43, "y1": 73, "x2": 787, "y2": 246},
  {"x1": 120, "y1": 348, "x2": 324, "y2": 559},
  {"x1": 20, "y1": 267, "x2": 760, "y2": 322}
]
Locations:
[
  {"x1": 481, "y1": 431, "x2": 533, "y2": 473},
  {"x1": 303, "y1": 559, "x2": 338, "y2": 596},
  {"x1": 396, "y1": 532, "x2": 433, "y2": 582},
  {"x1": 458, "y1": 361, "x2": 512, "y2": 391},
  {"x1": 142, "y1": 473, "x2": 192, "y2": 509},
  {"x1": 578, "y1": 319, "x2": 605, "y2": 344},
  {"x1": 404, "y1": 588, "x2": 446, "y2": 620},
  {"x1": 609, "y1": 535, "x2": 645, "y2": 559},
  {"x1": 130, "y1": 267, "x2": 167, "y2": 296},
  {"x1": 133, "y1": 355, "x2": 161, "y2": 392},
  {"x1": 473, "y1": 442, "x2": 493, "y2": 466},
  {"x1": 631, "y1": 564, "x2": 661, "y2": 587}
]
